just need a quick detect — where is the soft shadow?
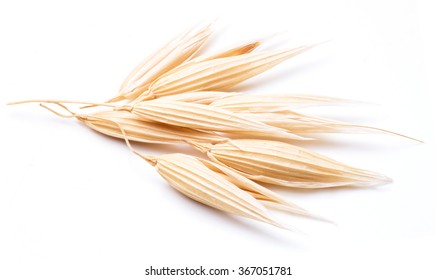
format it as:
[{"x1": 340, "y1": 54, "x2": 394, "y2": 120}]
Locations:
[
  {"x1": 264, "y1": 183, "x2": 388, "y2": 197},
  {"x1": 164, "y1": 183, "x2": 307, "y2": 249},
  {"x1": 295, "y1": 133, "x2": 422, "y2": 151}
]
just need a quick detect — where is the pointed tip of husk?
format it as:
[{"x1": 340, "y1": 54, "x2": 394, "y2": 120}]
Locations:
[
  {"x1": 352, "y1": 170, "x2": 393, "y2": 188},
  {"x1": 373, "y1": 174, "x2": 393, "y2": 186},
  {"x1": 263, "y1": 201, "x2": 334, "y2": 224}
]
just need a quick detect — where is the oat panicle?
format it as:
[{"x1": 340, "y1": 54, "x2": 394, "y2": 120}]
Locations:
[{"x1": 7, "y1": 22, "x2": 416, "y2": 232}]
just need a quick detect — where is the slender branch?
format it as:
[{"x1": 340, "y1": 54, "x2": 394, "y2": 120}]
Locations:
[{"x1": 7, "y1": 99, "x2": 117, "y2": 108}]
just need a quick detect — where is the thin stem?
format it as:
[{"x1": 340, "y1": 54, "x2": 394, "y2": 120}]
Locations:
[
  {"x1": 7, "y1": 99, "x2": 117, "y2": 108},
  {"x1": 89, "y1": 114, "x2": 157, "y2": 166},
  {"x1": 39, "y1": 103, "x2": 76, "y2": 118},
  {"x1": 16, "y1": 99, "x2": 157, "y2": 165}
]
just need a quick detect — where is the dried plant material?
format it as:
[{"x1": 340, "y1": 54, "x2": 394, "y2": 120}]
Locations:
[
  {"x1": 77, "y1": 110, "x2": 227, "y2": 144},
  {"x1": 119, "y1": 100, "x2": 307, "y2": 140},
  {"x1": 183, "y1": 39, "x2": 262, "y2": 65},
  {"x1": 158, "y1": 91, "x2": 242, "y2": 104},
  {"x1": 211, "y1": 94, "x2": 358, "y2": 112},
  {"x1": 191, "y1": 139, "x2": 392, "y2": 188},
  {"x1": 134, "y1": 46, "x2": 313, "y2": 101},
  {"x1": 111, "y1": 23, "x2": 213, "y2": 103},
  {"x1": 238, "y1": 112, "x2": 422, "y2": 141},
  {"x1": 8, "y1": 22, "x2": 415, "y2": 232},
  {"x1": 140, "y1": 153, "x2": 290, "y2": 229},
  {"x1": 238, "y1": 111, "x2": 368, "y2": 133},
  {"x1": 199, "y1": 158, "x2": 328, "y2": 221},
  {"x1": 13, "y1": 101, "x2": 228, "y2": 145}
]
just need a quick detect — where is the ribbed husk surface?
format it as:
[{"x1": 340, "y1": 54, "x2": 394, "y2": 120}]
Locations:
[
  {"x1": 77, "y1": 110, "x2": 227, "y2": 144},
  {"x1": 193, "y1": 139, "x2": 392, "y2": 188},
  {"x1": 144, "y1": 153, "x2": 288, "y2": 228}
]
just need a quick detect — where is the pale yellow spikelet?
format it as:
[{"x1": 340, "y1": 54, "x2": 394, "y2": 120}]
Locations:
[
  {"x1": 192, "y1": 139, "x2": 392, "y2": 188},
  {"x1": 238, "y1": 111, "x2": 421, "y2": 141},
  {"x1": 76, "y1": 110, "x2": 227, "y2": 144},
  {"x1": 211, "y1": 94, "x2": 358, "y2": 112},
  {"x1": 119, "y1": 100, "x2": 307, "y2": 140},
  {"x1": 112, "y1": 22, "x2": 213, "y2": 102},
  {"x1": 135, "y1": 46, "x2": 313, "y2": 101},
  {"x1": 239, "y1": 111, "x2": 355, "y2": 134},
  {"x1": 185, "y1": 39, "x2": 262, "y2": 63},
  {"x1": 198, "y1": 158, "x2": 328, "y2": 221},
  {"x1": 158, "y1": 91, "x2": 242, "y2": 104},
  {"x1": 141, "y1": 153, "x2": 289, "y2": 229}
]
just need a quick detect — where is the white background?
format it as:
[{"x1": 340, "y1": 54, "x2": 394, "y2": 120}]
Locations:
[{"x1": 1, "y1": 0, "x2": 435, "y2": 279}]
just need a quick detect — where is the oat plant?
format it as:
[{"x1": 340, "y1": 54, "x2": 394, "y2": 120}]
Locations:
[{"x1": 8, "y1": 22, "x2": 417, "y2": 231}]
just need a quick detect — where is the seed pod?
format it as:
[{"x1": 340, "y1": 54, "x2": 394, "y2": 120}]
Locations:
[{"x1": 192, "y1": 139, "x2": 392, "y2": 188}]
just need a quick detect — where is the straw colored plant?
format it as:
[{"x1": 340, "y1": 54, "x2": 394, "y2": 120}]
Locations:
[{"x1": 8, "y1": 21, "x2": 413, "y2": 231}]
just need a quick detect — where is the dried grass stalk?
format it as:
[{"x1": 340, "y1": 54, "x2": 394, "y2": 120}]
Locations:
[
  {"x1": 192, "y1": 139, "x2": 392, "y2": 188},
  {"x1": 112, "y1": 23, "x2": 213, "y2": 102},
  {"x1": 134, "y1": 46, "x2": 313, "y2": 101},
  {"x1": 140, "y1": 153, "x2": 291, "y2": 229},
  {"x1": 77, "y1": 110, "x2": 227, "y2": 144},
  {"x1": 120, "y1": 100, "x2": 307, "y2": 140}
]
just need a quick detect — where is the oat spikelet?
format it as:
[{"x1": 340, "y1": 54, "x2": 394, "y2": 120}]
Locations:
[
  {"x1": 211, "y1": 94, "x2": 358, "y2": 112},
  {"x1": 135, "y1": 46, "x2": 313, "y2": 101},
  {"x1": 141, "y1": 153, "x2": 289, "y2": 229},
  {"x1": 158, "y1": 91, "x2": 242, "y2": 104},
  {"x1": 112, "y1": 23, "x2": 213, "y2": 103},
  {"x1": 192, "y1": 139, "x2": 392, "y2": 188},
  {"x1": 119, "y1": 100, "x2": 307, "y2": 140},
  {"x1": 187, "y1": 39, "x2": 262, "y2": 63},
  {"x1": 198, "y1": 158, "x2": 329, "y2": 221},
  {"x1": 239, "y1": 111, "x2": 421, "y2": 141},
  {"x1": 77, "y1": 110, "x2": 227, "y2": 144}
]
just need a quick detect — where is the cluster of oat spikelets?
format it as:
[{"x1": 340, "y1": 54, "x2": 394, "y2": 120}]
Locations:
[{"x1": 10, "y1": 22, "x2": 411, "y2": 231}]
